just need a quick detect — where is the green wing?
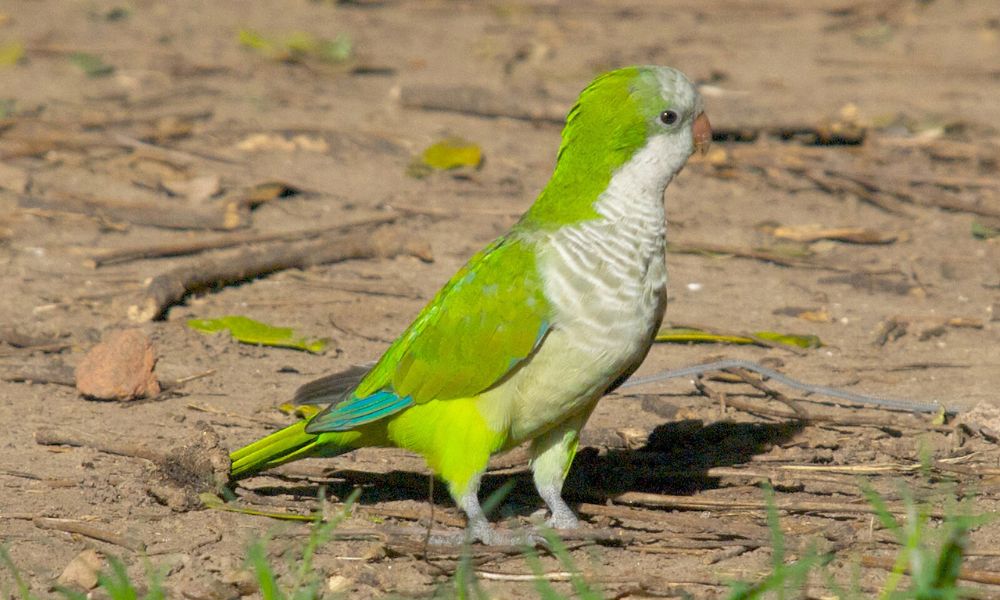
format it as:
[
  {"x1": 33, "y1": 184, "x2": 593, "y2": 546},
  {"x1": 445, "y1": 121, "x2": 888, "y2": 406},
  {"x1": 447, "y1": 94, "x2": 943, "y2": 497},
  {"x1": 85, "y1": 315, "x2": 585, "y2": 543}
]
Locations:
[{"x1": 306, "y1": 234, "x2": 550, "y2": 432}]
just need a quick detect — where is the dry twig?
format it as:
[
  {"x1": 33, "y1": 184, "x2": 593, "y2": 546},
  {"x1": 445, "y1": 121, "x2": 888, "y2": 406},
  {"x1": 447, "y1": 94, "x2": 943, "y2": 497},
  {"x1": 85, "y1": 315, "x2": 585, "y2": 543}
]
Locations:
[
  {"x1": 862, "y1": 555, "x2": 1000, "y2": 587},
  {"x1": 19, "y1": 193, "x2": 248, "y2": 231},
  {"x1": 32, "y1": 517, "x2": 145, "y2": 552},
  {"x1": 127, "y1": 225, "x2": 432, "y2": 322},
  {"x1": 611, "y1": 491, "x2": 950, "y2": 519},
  {"x1": 85, "y1": 214, "x2": 398, "y2": 267}
]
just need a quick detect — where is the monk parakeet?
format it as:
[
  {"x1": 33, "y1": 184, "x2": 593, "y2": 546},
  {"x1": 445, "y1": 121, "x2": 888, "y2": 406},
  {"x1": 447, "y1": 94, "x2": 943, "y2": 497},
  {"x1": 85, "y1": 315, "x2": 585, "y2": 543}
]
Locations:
[{"x1": 230, "y1": 65, "x2": 712, "y2": 545}]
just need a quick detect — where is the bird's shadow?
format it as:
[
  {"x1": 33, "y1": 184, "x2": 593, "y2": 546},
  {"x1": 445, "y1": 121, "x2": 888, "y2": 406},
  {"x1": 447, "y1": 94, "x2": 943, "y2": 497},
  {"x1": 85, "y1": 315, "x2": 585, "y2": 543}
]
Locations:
[
  {"x1": 565, "y1": 418, "x2": 805, "y2": 499},
  {"x1": 242, "y1": 418, "x2": 804, "y2": 517}
]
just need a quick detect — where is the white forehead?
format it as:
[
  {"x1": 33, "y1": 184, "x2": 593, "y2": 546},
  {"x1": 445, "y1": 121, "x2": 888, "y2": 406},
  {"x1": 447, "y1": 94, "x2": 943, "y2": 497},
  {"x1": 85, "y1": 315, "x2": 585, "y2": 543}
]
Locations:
[{"x1": 649, "y1": 66, "x2": 702, "y2": 114}]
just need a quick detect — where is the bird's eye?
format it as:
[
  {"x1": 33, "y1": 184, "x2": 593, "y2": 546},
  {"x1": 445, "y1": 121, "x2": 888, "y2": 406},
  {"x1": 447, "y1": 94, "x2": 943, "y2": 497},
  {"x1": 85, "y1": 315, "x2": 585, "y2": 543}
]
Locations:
[{"x1": 659, "y1": 110, "x2": 679, "y2": 125}]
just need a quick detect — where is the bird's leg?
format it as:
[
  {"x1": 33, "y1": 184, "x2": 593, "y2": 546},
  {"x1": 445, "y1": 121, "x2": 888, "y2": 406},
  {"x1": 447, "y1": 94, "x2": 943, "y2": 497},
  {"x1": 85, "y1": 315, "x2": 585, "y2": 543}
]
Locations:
[
  {"x1": 528, "y1": 403, "x2": 597, "y2": 530},
  {"x1": 430, "y1": 473, "x2": 543, "y2": 546}
]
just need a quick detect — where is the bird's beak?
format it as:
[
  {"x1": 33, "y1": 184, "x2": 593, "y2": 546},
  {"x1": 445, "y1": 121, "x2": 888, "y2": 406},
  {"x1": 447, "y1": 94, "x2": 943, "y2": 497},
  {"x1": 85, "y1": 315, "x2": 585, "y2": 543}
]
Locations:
[{"x1": 692, "y1": 112, "x2": 712, "y2": 155}]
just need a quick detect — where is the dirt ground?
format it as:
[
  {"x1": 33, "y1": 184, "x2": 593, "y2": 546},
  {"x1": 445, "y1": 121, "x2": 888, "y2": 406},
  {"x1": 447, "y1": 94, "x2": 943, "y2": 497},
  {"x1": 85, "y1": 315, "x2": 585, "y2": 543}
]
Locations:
[{"x1": 1, "y1": 0, "x2": 999, "y2": 598}]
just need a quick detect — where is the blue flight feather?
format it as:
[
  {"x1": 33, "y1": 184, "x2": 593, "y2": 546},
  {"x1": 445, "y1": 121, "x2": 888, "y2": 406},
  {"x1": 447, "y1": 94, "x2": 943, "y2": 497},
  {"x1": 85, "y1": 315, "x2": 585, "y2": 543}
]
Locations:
[{"x1": 306, "y1": 391, "x2": 414, "y2": 433}]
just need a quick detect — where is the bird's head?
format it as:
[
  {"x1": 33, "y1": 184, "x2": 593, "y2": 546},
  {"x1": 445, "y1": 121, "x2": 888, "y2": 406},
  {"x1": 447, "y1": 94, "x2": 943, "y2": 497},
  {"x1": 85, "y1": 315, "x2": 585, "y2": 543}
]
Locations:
[
  {"x1": 523, "y1": 66, "x2": 710, "y2": 228},
  {"x1": 560, "y1": 65, "x2": 710, "y2": 173}
]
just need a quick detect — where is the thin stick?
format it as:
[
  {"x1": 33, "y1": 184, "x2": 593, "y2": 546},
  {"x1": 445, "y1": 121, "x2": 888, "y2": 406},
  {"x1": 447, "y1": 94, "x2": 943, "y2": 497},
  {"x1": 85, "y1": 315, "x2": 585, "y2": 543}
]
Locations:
[
  {"x1": 111, "y1": 133, "x2": 239, "y2": 166},
  {"x1": 0, "y1": 327, "x2": 67, "y2": 350},
  {"x1": 476, "y1": 570, "x2": 576, "y2": 582},
  {"x1": 2, "y1": 367, "x2": 76, "y2": 387},
  {"x1": 610, "y1": 491, "x2": 950, "y2": 519},
  {"x1": 34, "y1": 428, "x2": 163, "y2": 462},
  {"x1": 3, "y1": 368, "x2": 212, "y2": 391},
  {"x1": 85, "y1": 214, "x2": 398, "y2": 267},
  {"x1": 127, "y1": 225, "x2": 432, "y2": 322},
  {"x1": 668, "y1": 240, "x2": 844, "y2": 271},
  {"x1": 399, "y1": 84, "x2": 565, "y2": 124},
  {"x1": 622, "y1": 359, "x2": 952, "y2": 415},
  {"x1": 726, "y1": 368, "x2": 810, "y2": 419},
  {"x1": 862, "y1": 555, "x2": 1000, "y2": 586},
  {"x1": 18, "y1": 192, "x2": 248, "y2": 231},
  {"x1": 800, "y1": 169, "x2": 912, "y2": 216},
  {"x1": 719, "y1": 394, "x2": 953, "y2": 432},
  {"x1": 831, "y1": 169, "x2": 1000, "y2": 220},
  {"x1": 33, "y1": 517, "x2": 145, "y2": 552}
]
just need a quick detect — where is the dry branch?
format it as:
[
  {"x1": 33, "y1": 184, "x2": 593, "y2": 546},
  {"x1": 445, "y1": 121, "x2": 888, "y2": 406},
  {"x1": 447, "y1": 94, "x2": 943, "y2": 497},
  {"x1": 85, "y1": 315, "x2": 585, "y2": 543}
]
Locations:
[
  {"x1": 4, "y1": 366, "x2": 212, "y2": 392},
  {"x1": 85, "y1": 214, "x2": 398, "y2": 267},
  {"x1": 399, "y1": 84, "x2": 564, "y2": 124},
  {"x1": 611, "y1": 491, "x2": 950, "y2": 519},
  {"x1": 0, "y1": 327, "x2": 67, "y2": 350},
  {"x1": 111, "y1": 132, "x2": 238, "y2": 166},
  {"x1": 862, "y1": 555, "x2": 1000, "y2": 587},
  {"x1": 34, "y1": 428, "x2": 163, "y2": 462},
  {"x1": 33, "y1": 517, "x2": 145, "y2": 552},
  {"x1": 723, "y1": 144, "x2": 1000, "y2": 219},
  {"x1": 799, "y1": 169, "x2": 913, "y2": 215},
  {"x1": 723, "y1": 394, "x2": 952, "y2": 432},
  {"x1": 127, "y1": 225, "x2": 432, "y2": 322},
  {"x1": 2, "y1": 365, "x2": 76, "y2": 386},
  {"x1": 712, "y1": 123, "x2": 866, "y2": 145},
  {"x1": 668, "y1": 240, "x2": 832, "y2": 269},
  {"x1": 19, "y1": 193, "x2": 248, "y2": 230}
]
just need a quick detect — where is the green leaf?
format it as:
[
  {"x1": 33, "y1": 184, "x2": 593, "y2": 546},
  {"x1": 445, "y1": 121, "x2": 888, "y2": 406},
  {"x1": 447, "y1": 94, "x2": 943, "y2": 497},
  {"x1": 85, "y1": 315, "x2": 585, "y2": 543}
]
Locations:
[
  {"x1": 972, "y1": 220, "x2": 1000, "y2": 240},
  {"x1": 238, "y1": 29, "x2": 351, "y2": 64},
  {"x1": 238, "y1": 28, "x2": 272, "y2": 52},
  {"x1": 0, "y1": 41, "x2": 24, "y2": 67},
  {"x1": 69, "y1": 52, "x2": 114, "y2": 77},
  {"x1": 421, "y1": 137, "x2": 483, "y2": 170},
  {"x1": 655, "y1": 327, "x2": 755, "y2": 345},
  {"x1": 187, "y1": 315, "x2": 328, "y2": 353},
  {"x1": 201, "y1": 493, "x2": 319, "y2": 522},
  {"x1": 277, "y1": 402, "x2": 320, "y2": 419},
  {"x1": 753, "y1": 331, "x2": 823, "y2": 349},
  {"x1": 314, "y1": 34, "x2": 352, "y2": 64},
  {"x1": 283, "y1": 31, "x2": 316, "y2": 54},
  {"x1": 656, "y1": 327, "x2": 822, "y2": 349}
]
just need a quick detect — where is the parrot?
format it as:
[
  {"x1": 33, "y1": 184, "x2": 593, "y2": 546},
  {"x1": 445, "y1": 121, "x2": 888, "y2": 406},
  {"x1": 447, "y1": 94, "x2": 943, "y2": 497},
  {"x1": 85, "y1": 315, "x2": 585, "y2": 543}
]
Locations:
[{"x1": 229, "y1": 65, "x2": 712, "y2": 545}]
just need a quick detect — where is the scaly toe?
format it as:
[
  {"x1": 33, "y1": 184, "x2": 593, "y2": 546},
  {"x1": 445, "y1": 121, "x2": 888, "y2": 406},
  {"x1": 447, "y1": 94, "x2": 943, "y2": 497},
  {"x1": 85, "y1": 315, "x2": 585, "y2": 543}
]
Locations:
[{"x1": 545, "y1": 511, "x2": 580, "y2": 530}]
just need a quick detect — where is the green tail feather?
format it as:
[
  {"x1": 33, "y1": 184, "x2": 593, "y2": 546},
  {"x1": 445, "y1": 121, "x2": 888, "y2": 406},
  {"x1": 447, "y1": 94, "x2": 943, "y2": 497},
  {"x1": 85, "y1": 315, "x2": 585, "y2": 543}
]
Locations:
[{"x1": 230, "y1": 420, "x2": 343, "y2": 480}]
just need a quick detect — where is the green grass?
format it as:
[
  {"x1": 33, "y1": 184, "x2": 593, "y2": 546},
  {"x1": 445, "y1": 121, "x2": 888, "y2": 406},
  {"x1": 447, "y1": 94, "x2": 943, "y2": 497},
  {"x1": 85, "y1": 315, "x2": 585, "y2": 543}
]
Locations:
[
  {"x1": 725, "y1": 484, "x2": 829, "y2": 600},
  {"x1": 245, "y1": 487, "x2": 360, "y2": 600},
  {"x1": 725, "y1": 482, "x2": 988, "y2": 600},
  {"x1": 1, "y1": 482, "x2": 988, "y2": 599},
  {"x1": 1, "y1": 546, "x2": 165, "y2": 600}
]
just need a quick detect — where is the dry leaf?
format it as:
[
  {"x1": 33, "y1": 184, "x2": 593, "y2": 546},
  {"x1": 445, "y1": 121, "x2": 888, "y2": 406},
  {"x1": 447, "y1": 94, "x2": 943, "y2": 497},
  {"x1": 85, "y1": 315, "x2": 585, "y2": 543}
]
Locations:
[
  {"x1": 772, "y1": 224, "x2": 896, "y2": 244},
  {"x1": 56, "y1": 549, "x2": 104, "y2": 591},
  {"x1": 235, "y1": 133, "x2": 328, "y2": 153},
  {"x1": 162, "y1": 175, "x2": 221, "y2": 202},
  {"x1": 241, "y1": 181, "x2": 301, "y2": 208},
  {"x1": 773, "y1": 306, "x2": 832, "y2": 323}
]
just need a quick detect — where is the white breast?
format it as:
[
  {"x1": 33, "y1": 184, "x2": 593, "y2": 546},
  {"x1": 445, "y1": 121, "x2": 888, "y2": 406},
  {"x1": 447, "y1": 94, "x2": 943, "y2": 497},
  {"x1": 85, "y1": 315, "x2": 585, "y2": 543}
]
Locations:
[
  {"x1": 541, "y1": 215, "x2": 666, "y2": 356},
  {"x1": 478, "y1": 135, "x2": 684, "y2": 443}
]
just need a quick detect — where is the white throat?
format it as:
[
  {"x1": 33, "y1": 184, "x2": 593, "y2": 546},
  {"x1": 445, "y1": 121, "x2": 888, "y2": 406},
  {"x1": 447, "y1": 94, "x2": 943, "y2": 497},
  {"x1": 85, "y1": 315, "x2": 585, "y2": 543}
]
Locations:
[{"x1": 594, "y1": 133, "x2": 691, "y2": 223}]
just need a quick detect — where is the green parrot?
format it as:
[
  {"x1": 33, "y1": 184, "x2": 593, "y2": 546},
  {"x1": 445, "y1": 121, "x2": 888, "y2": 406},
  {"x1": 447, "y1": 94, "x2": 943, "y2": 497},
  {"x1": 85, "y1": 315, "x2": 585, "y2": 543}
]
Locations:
[{"x1": 230, "y1": 65, "x2": 712, "y2": 545}]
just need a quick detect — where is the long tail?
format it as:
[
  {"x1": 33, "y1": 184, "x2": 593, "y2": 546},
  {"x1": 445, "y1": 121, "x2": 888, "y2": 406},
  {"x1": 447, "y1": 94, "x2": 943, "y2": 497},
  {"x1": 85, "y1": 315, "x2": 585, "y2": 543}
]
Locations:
[{"x1": 229, "y1": 420, "x2": 349, "y2": 480}]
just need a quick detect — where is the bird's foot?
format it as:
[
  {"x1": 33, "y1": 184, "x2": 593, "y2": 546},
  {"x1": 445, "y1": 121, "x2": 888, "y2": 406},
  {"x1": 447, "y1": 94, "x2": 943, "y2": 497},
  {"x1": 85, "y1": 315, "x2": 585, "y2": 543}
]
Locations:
[
  {"x1": 534, "y1": 483, "x2": 582, "y2": 531},
  {"x1": 544, "y1": 510, "x2": 580, "y2": 530}
]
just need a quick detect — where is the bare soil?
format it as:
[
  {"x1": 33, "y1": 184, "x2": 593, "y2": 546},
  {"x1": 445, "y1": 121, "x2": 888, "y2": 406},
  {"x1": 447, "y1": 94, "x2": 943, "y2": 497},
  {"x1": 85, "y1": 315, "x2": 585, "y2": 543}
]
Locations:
[{"x1": 1, "y1": 1, "x2": 999, "y2": 598}]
